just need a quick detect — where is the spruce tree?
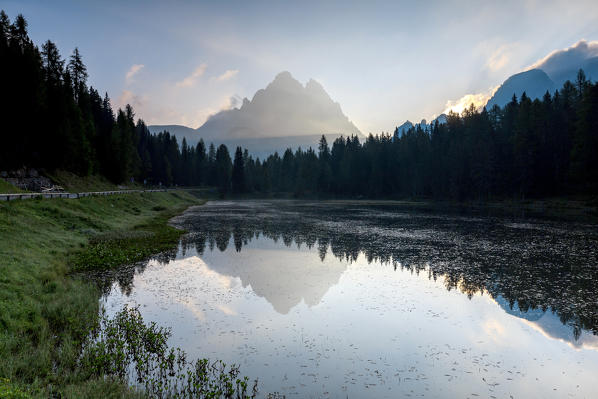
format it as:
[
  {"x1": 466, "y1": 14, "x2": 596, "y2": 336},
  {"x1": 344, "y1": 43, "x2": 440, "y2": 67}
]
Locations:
[{"x1": 232, "y1": 146, "x2": 246, "y2": 194}]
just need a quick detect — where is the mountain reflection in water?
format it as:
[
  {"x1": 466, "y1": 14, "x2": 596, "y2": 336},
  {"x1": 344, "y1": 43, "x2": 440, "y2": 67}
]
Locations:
[
  {"x1": 168, "y1": 200, "x2": 598, "y2": 342},
  {"x1": 96, "y1": 200, "x2": 598, "y2": 343},
  {"x1": 95, "y1": 200, "x2": 598, "y2": 398}
]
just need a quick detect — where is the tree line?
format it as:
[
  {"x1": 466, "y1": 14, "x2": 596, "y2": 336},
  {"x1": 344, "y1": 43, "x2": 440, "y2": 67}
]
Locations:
[
  {"x1": 185, "y1": 72, "x2": 598, "y2": 199},
  {"x1": 1, "y1": 11, "x2": 597, "y2": 199}
]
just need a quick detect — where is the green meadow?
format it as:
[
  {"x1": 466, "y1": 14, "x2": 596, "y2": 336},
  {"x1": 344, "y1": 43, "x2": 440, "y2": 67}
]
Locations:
[{"x1": 0, "y1": 191, "x2": 201, "y2": 397}]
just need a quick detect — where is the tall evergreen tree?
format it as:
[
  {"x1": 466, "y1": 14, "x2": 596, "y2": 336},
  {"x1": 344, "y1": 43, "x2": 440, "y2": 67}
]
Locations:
[
  {"x1": 232, "y1": 146, "x2": 246, "y2": 194},
  {"x1": 215, "y1": 144, "x2": 232, "y2": 194},
  {"x1": 68, "y1": 47, "x2": 87, "y2": 101}
]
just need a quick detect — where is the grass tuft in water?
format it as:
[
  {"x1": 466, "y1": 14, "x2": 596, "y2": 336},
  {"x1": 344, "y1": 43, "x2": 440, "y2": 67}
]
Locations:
[{"x1": 81, "y1": 306, "x2": 258, "y2": 399}]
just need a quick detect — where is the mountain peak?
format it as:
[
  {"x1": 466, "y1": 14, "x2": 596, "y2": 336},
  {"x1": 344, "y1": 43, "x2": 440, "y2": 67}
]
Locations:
[
  {"x1": 485, "y1": 48, "x2": 598, "y2": 109},
  {"x1": 486, "y1": 68, "x2": 555, "y2": 109},
  {"x1": 274, "y1": 70, "x2": 294, "y2": 81},
  {"x1": 266, "y1": 71, "x2": 304, "y2": 93},
  {"x1": 196, "y1": 71, "x2": 361, "y2": 140},
  {"x1": 305, "y1": 78, "x2": 324, "y2": 91}
]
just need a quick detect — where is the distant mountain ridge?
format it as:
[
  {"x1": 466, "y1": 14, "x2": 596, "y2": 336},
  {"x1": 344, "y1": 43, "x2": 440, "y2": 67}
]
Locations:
[
  {"x1": 394, "y1": 45, "x2": 598, "y2": 130},
  {"x1": 394, "y1": 114, "x2": 447, "y2": 137},
  {"x1": 149, "y1": 71, "x2": 362, "y2": 158},
  {"x1": 486, "y1": 69, "x2": 555, "y2": 109},
  {"x1": 486, "y1": 55, "x2": 598, "y2": 109}
]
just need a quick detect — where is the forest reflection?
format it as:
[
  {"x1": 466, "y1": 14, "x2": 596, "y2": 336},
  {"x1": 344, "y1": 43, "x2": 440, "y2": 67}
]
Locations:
[{"x1": 96, "y1": 201, "x2": 598, "y2": 341}]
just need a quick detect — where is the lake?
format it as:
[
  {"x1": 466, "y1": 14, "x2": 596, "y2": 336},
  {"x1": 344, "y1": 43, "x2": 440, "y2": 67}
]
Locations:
[{"x1": 98, "y1": 200, "x2": 598, "y2": 398}]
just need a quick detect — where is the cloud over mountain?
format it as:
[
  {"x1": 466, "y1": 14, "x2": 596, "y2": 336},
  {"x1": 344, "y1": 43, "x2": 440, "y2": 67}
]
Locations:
[
  {"x1": 485, "y1": 40, "x2": 598, "y2": 108},
  {"x1": 402, "y1": 40, "x2": 598, "y2": 129},
  {"x1": 528, "y1": 40, "x2": 598, "y2": 79},
  {"x1": 443, "y1": 86, "x2": 499, "y2": 115}
]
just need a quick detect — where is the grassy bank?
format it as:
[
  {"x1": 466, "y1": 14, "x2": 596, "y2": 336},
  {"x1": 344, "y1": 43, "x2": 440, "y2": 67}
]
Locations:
[
  {"x1": 0, "y1": 179, "x2": 23, "y2": 194},
  {"x1": 46, "y1": 170, "x2": 122, "y2": 192},
  {"x1": 0, "y1": 191, "x2": 201, "y2": 397}
]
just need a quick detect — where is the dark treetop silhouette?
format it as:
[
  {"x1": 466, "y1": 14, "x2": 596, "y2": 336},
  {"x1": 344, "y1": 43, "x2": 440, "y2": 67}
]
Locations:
[{"x1": 1, "y1": 11, "x2": 597, "y2": 199}]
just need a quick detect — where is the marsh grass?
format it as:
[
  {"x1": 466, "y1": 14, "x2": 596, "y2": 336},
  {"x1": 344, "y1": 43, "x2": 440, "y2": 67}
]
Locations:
[
  {"x1": 69, "y1": 221, "x2": 185, "y2": 272},
  {"x1": 80, "y1": 306, "x2": 257, "y2": 399},
  {"x1": 0, "y1": 191, "x2": 201, "y2": 397},
  {"x1": 0, "y1": 378, "x2": 30, "y2": 398}
]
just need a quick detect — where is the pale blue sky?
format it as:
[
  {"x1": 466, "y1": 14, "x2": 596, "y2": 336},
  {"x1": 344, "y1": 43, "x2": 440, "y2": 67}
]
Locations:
[{"x1": 3, "y1": 0, "x2": 598, "y2": 133}]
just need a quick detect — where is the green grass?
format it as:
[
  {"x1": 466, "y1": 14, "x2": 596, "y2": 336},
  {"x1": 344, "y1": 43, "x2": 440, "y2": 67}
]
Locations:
[
  {"x1": 69, "y1": 211, "x2": 187, "y2": 272},
  {"x1": 0, "y1": 179, "x2": 23, "y2": 194},
  {"x1": 0, "y1": 191, "x2": 201, "y2": 397},
  {"x1": 45, "y1": 170, "x2": 130, "y2": 193}
]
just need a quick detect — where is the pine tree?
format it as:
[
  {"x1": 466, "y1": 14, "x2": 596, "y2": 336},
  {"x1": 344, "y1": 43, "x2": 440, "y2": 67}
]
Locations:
[
  {"x1": 232, "y1": 146, "x2": 246, "y2": 194},
  {"x1": 41, "y1": 40, "x2": 64, "y2": 83},
  {"x1": 215, "y1": 144, "x2": 232, "y2": 194},
  {"x1": 68, "y1": 47, "x2": 88, "y2": 101},
  {"x1": 195, "y1": 139, "x2": 207, "y2": 185}
]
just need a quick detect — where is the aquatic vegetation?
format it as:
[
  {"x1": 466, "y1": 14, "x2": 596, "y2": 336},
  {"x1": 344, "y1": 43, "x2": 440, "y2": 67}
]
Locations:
[
  {"x1": 0, "y1": 378, "x2": 30, "y2": 399},
  {"x1": 173, "y1": 200, "x2": 598, "y2": 337},
  {"x1": 69, "y1": 222, "x2": 186, "y2": 272},
  {"x1": 81, "y1": 306, "x2": 258, "y2": 399},
  {"x1": 105, "y1": 200, "x2": 598, "y2": 398}
]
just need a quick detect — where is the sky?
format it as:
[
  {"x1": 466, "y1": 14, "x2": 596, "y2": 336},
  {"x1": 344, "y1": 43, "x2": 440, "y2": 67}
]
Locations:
[{"x1": 3, "y1": 0, "x2": 598, "y2": 134}]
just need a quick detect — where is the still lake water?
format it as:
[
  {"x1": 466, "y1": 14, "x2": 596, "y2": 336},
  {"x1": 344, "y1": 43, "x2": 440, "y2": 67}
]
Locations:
[{"x1": 99, "y1": 200, "x2": 598, "y2": 398}]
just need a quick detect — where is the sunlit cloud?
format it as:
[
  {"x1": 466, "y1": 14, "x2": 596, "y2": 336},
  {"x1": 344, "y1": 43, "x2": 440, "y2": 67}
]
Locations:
[
  {"x1": 443, "y1": 86, "x2": 499, "y2": 115},
  {"x1": 526, "y1": 39, "x2": 598, "y2": 72},
  {"x1": 485, "y1": 44, "x2": 513, "y2": 72},
  {"x1": 175, "y1": 63, "x2": 208, "y2": 88},
  {"x1": 473, "y1": 40, "x2": 525, "y2": 75},
  {"x1": 214, "y1": 69, "x2": 239, "y2": 82},
  {"x1": 125, "y1": 64, "x2": 144, "y2": 83}
]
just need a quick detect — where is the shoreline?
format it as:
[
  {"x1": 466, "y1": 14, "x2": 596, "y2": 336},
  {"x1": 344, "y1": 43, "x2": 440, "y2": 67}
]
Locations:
[
  {"x1": 0, "y1": 191, "x2": 201, "y2": 397},
  {"x1": 207, "y1": 195, "x2": 598, "y2": 222},
  {"x1": 1, "y1": 194, "x2": 594, "y2": 396}
]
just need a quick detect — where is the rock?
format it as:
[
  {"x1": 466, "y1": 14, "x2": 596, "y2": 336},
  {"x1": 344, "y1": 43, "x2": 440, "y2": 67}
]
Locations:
[{"x1": 4, "y1": 169, "x2": 54, "y2": 192}]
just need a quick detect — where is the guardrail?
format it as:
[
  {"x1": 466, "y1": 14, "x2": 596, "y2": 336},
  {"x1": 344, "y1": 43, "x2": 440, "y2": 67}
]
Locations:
[{"x1": 0, "y1": 189, "x2": 168, "y2": 202}]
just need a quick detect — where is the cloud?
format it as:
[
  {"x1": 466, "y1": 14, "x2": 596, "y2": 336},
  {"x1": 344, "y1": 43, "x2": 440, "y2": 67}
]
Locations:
[
  {"x1": 125, "y1": 64, "x2": 144, "y2": 83},
  {"x1": 485, "y1": 45, "x2": 514, "y2": 72},
  {"x1": 116, "y1": 89, "x2": 145, "y2": 110},
  {"x1": 214, "y1": 69, "x2": 239, "y2": 81},
  {"x1": 226, "y1": 95, "x2": 243, "y2": 109},
  {"x1": 192, "y1": 95, "x2": 242, "y2": 126},
  {"x1": 443, "y1": 85, "x2": 499, "y2": 115},
  {"x1": 473, "y1": 40, "x2": 526, "y2": 75},
  {"x1": 175, "y1": 63, "x2": 208, "y2": 88},
  {"x1": 527, "y1": 39, "x2": 598, "y2": 75}
]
